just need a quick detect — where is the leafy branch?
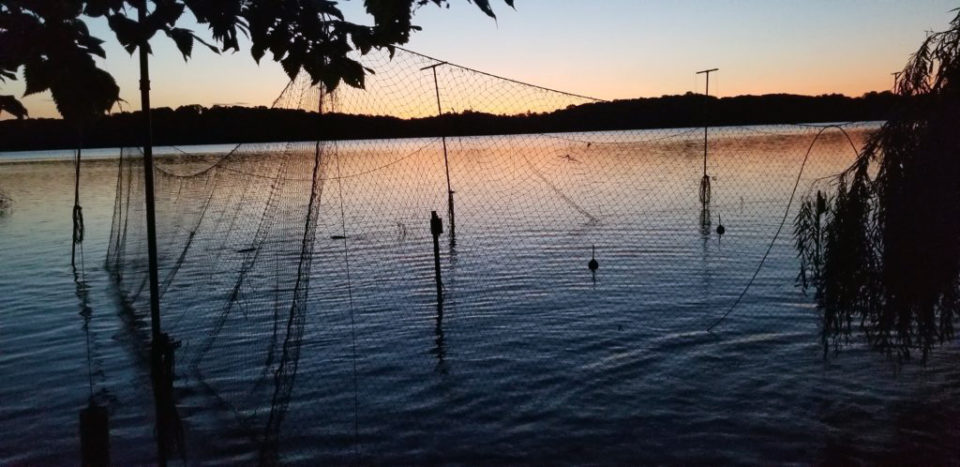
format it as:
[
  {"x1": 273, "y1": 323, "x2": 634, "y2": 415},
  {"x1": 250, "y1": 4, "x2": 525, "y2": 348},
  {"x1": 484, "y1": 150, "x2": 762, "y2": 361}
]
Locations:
[
  {"x1": 0, "y1": 0, "x2": 514, "y2": 121},
  {"x1": 795, "y1": 9, "x2": 960, "y2": 361}
]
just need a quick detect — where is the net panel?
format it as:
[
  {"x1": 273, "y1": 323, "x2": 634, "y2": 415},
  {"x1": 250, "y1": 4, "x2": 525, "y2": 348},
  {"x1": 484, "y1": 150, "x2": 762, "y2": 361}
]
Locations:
[{"x1": 106, "y1": 47, "x2": 873, "y2": 463}]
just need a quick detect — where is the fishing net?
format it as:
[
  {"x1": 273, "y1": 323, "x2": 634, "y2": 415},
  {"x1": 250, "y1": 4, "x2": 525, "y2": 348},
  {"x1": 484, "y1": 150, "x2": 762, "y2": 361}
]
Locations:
[{"x1": 106, "y1": 47, "x2": 874, "y2": 462}]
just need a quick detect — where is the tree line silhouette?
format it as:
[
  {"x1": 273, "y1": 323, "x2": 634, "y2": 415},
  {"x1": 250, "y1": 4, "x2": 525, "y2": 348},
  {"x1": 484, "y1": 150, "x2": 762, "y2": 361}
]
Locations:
[{"x1": 0, "y1": 91, "x2": 901, "y2": 151}]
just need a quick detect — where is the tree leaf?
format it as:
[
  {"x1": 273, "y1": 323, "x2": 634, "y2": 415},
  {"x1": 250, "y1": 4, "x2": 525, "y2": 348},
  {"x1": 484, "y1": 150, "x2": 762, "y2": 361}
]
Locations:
[
  {"x1": 251, "y1": 40, "x2": 266, "y2": 63},
  {"x1": 165, "y1": 27, "x2": 194, "y2": 60},
  {"x1": 192, "y1": 32, "x2": 221, "y2": 55},
  {"x1": 470, "y1": 0, "x2": 497, "y2": 18},
  {"x1": 23, "y1": 59, "x2": 52, "y2": 96},
  {"x1": 336, "y1": 57, "x2": 366, "y2": 89},
  {"x1": 0, "y1": 95, "x2": 28, "y2": 119},
  {"x1": 107, "y1": 13, "x2": 142, "y2": 54},
  {"x1": 49, "y1": 64, "x2": 119, "y2": 122},
  {"x1": 148, "y1": 0, "x2": 187, "y2": 28},
  {"x1": 79, "y1": 34, "x2": 107, "y2": 58},
  {"x1": 280, "y1": 54, "x2": 301, "y2": 80},
  {"x1": 0, "y1": 69, "x2": 18, "y2": 83}
]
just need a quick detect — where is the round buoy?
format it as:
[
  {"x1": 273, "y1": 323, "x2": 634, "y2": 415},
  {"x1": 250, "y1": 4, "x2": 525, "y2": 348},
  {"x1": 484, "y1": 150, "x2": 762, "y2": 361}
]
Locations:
[
  {"x1": 588, "y1": 245, "x2": 599, "y2": 271},
  {"x1": 716, "y1": 215, "x2": 726, "y2": 236}
]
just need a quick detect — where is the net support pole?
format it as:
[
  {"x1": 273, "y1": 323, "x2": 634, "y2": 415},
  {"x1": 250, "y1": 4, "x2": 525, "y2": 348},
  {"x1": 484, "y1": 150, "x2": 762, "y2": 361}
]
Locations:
[
  {"x1": 422, "y1": 62, "x2": 455, "y2": 239},
  {"x1": 696, "y1": 68, "x2": 718, "y2": 217},
  {"x1": 71, "y1": 141, "x2": 82, "y2": 269},
  {"x1": 430, "y1": 211, "x2": 444, "y2": 306},
  {"x1": 137, "y1": 6, "x2": 163, "y2": 347},
  {"x1": 697, "y1": 68, "x2": 718, "y2": 178},
  {"x1": 138, "y1": 6, "x2": 170, "y2": 466}
]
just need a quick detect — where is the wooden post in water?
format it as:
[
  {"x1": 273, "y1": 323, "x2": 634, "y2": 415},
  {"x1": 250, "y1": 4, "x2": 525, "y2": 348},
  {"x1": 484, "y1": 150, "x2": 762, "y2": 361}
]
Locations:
[
  {"x1": 421, "y1": 62, "x2": 456, "y2": 240},
  {"x1": 430, "y1": 211, "x2": 444, "y2": 306},
  {"x1": 80, "y1": 401, "x2": 110, "y2": 466}
]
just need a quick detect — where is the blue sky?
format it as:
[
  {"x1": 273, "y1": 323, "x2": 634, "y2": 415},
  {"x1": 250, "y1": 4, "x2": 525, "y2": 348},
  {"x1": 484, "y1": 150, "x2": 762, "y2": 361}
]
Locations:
[{"x1": 8, "y1": 0, "x2": 958, "y2": 118}]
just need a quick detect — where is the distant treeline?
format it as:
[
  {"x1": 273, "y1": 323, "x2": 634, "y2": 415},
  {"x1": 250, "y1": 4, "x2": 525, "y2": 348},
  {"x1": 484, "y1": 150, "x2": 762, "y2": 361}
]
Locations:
[{"x1": 0, "y1": 91, "x2": 901, "y2": 151}]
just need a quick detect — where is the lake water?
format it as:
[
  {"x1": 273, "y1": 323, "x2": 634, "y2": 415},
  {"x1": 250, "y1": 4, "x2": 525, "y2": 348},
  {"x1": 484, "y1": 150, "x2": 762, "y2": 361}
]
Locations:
[{"x1": 1, "y1": 124, "x2": 958, "y2": 465}]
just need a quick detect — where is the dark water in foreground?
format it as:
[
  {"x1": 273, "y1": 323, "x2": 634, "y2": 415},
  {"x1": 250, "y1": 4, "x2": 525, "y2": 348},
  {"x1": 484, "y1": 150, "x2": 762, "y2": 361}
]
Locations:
[{"x1": 1, "y1": 126, "x2": 959, "y2": 464}]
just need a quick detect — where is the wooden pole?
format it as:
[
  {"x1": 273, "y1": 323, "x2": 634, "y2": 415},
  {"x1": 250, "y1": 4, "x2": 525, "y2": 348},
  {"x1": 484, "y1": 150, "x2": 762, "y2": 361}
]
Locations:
[
  {"x1": 696, "y1": 68, "x2": 718, "y2": 216},
  {"x1": 430, "y1": 211, "x2": 444, "y2": 306},
  {"x1": 138, "y1": 6, "x2": 169, "y2": 466},
  {"x1": 696, "y1": 68, "x2": 718, "y2": 178},
  {"x1": 137, "y1": 6, "x2": 163, "y2": 347},
  {"x1": 422, "y1": 63, "x2": 456, "y2": 239}
]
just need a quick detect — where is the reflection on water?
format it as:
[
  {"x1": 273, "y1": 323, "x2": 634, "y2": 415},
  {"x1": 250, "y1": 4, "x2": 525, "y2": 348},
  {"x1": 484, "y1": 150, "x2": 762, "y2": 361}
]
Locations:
[
  {"x1": 1, "y1": 125, "x2": 959, "y2": 464},
  {"x1": 75, "y1": 253, "x2": 112, "y2": 467}
]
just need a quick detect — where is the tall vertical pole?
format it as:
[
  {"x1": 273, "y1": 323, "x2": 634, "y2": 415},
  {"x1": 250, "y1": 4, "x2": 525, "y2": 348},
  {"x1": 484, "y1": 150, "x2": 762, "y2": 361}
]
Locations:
[
  {"x1": 138, "y1": 6, "x2": 168, "y2": 466},
  {"x1": 422, "y1": 62, "x2": 455, "y2": 239},
  {"x1": 703, "y1": 72, "x2": 709, "y2": 177},
  {"x1": 696, "y1": 68, "x2": 718, "y2": 179},
  {"x1": 138, "y1": 6, "x2": 162, "y2": 346},
  {"x1": 696, "y1": 68, "x2": 718, "y2": 217}
]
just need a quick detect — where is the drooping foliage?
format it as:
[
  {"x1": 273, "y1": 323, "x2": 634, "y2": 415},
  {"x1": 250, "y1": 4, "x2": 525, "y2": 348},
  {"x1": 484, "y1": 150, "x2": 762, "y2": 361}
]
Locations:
[
  {"x1": 0, "y1": 1, "x2": 118, "y2": 121},
  {"x1": 795, "y1": 9, "x2": 960, "y2": 360},
  {"x1": 0, "y1": 0, "x2": 514, "y2": 121}
]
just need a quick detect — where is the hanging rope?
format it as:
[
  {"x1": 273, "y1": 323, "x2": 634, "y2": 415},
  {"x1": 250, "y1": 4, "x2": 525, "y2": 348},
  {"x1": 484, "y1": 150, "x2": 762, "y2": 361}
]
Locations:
[
  {"x1": 71, "y1": 143, "x2": 85, "y2": 268},
  {"x1": 706, "y1": 125, "x2": 862, "y2": 332},
  {"x1": 72, "y1": 152, "x2": 111, "y2": 465},
  {"x1": 336, "y1": 138, "x2": 362, "y2": 461},
  {"x1": 73, "y1": 204, "x2": 85, "y2": 244},
  {"x1": 318, "y1": 85, "x2": 361, "y2": 458},
  {"x1": 396, "y1": 46, "x2": 606, "y2": 103},
  {"x1": 521, "y1": 151, "x2": 599, "y2": 224},
  {"x1": 75, "y1": 236, "x2": 93, "y2": 399}
]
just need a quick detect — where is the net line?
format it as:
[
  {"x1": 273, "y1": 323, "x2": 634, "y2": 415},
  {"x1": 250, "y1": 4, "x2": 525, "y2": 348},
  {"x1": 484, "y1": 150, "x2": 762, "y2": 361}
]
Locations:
[{"x1": 104, "y1": 46, "x2": 874, "y2": 463}]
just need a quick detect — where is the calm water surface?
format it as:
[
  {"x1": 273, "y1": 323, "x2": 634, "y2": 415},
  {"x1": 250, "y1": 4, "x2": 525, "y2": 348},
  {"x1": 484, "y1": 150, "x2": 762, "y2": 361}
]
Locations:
[{"x1": 1, "y1": 125, "x2": 958, "y2": 464}]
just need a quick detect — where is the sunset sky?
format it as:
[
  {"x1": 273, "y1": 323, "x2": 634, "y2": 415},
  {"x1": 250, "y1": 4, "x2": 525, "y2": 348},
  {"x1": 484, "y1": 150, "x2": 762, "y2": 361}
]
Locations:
[{"x1": 6, "y1": 0, "x2": 958, "y2": 119}]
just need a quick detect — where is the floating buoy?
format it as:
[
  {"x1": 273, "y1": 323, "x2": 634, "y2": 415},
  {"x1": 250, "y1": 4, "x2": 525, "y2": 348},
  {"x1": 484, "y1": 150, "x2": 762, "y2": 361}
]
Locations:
[
  {"x1": 588, "y1": 245, "x2": 599, "y2": 271},
  {"x1": 716, "y1": 215, "x2": 726, "y2": 237}
]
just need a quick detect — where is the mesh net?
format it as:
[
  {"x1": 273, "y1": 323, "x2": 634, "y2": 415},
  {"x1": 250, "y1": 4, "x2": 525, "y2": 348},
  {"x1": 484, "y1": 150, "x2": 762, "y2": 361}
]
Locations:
[{"x1": 106, "y1": 47, "x2": 875, "y2": 462}]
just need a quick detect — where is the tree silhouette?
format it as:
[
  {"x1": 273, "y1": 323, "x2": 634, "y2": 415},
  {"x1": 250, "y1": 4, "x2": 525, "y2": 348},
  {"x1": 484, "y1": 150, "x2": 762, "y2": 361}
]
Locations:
[
  {"x1": 795, "y1": 9, "x2": 960, "y2": 360},
  {"x1": 0, "y1": 4, "x2": 118, "y2": 121},
  {"x1": 0, "y1": 91, "x2": 907, "y2": 151},
  {"x1": 0, "y1": 0, "x2": 514, "y2": 120}
]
